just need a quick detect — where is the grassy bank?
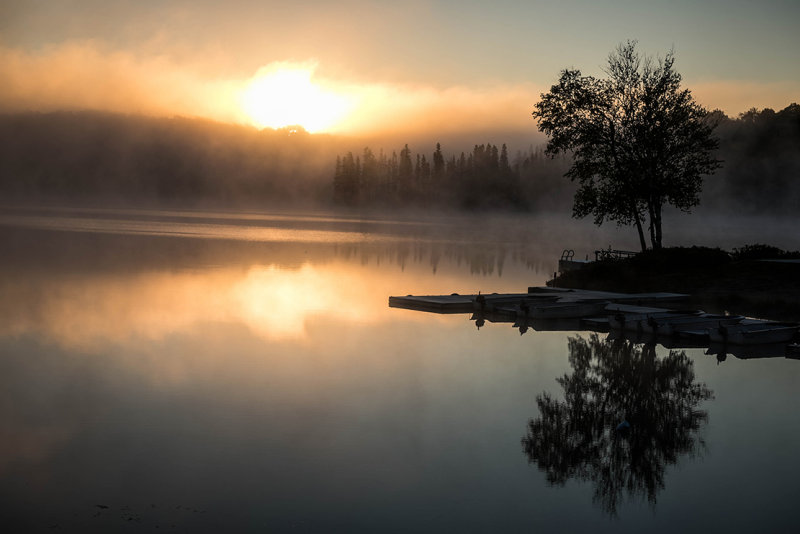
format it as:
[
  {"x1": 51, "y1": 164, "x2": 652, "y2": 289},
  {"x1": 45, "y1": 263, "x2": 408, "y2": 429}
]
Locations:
[{"x1": 552, "y1": 245, "x2": 800, "y2": 321}]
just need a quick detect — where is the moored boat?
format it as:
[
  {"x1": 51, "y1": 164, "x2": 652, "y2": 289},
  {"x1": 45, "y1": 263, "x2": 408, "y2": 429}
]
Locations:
[
  {"x1": 707, "y1": 341, "x2": 792, "y2": 361},
  {"x1": 643, "y1": 313, "x2": 743, "y2": 337},
  {"x1": 582, "y1": 316, "x2": 611, "y2": 329},
  {"x1": 519, "y1": 299, "x2": 610, "y2": 319},
  {"x1": 710, "y1": 321, "x2": 799, "y2": 345},
  {"x1": 609, "y1": 308, "x2": 702, "y2": 332},
  {"x1": 473, "y1": 292, "x2": 561, "y2": 313}
]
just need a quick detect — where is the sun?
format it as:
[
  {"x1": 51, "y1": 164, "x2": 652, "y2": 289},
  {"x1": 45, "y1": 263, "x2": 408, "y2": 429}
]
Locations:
[{"x1": 240, "y1": 63, "x2": 352, "y2": 133}]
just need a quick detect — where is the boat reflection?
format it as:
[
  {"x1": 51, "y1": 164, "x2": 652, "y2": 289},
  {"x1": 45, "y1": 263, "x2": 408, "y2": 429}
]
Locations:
[
  {"x1": 468, "y1": 308, "x2": 800, "y2": 362},
  {"x1": 521, "y1": 334, "x2": 713, "y2": 516},
  {"x1": 706, "y1": 342, "x2": 800, "y2": 363}
]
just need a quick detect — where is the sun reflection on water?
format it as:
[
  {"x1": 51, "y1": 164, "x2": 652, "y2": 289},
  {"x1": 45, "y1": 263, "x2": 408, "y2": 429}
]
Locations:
[{"x1": 2, "y1": 259, "x2": 476, "y2": 352}]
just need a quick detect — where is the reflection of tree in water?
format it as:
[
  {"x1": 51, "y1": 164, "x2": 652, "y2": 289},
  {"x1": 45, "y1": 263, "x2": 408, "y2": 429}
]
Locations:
[{"x1": 522, "y1": 334, "x2": 713, "y2": 516}]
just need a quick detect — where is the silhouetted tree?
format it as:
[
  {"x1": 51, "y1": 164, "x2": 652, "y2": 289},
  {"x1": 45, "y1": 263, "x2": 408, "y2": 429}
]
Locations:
[
  {"x1": 522, "y1": 334, "x2": 713, "y2": 516},
  {"x1": 432, "y1": 142, "x2": 445, "y2": 180},
  {"x1": 330, "y1": 142, "x2": 585, "y2": 210},
  {"x1": 333, "y1": 151, "x2": 359, "y2": 205},
  {"x1": 499, "y1": 144, "x2": 510, "y2": 174},
  {"x1": 360, "y1": 147, "x2": 378, "y2": 202},
  {"x1": 398, "y1": 144, "x2": 413, "y2": 199},
  {"x1": 419, "y1": 154, "x2": 430, "y2": 183},
  {"x1": 532, "y1": 41, "x2": 721, "y2": 250}
]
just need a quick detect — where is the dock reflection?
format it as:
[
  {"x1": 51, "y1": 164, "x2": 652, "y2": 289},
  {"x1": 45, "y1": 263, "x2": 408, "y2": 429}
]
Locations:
[
  {"x1": 391, "y1": 289, "x2": 800, "y2": 514},
  {"x1": 521, "y1": 334, "x2": 713, "y2": 516},
  {"x1": 469, "y1": 308, "x2": 800, "y2": 363}
]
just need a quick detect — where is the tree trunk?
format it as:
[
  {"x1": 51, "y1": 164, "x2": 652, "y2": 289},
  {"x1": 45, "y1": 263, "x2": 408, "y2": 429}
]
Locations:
[
  {"x1": 633, "y1": 210, "x2": 647, "y2": 252},
  {"x1": 646, "y1": 197, "x2": 663, "y2": 250},
  {"x1": 647, "y1": 200, "x2": 658, "y2": 249},
  {"x1": 653, "y1": 203, "x2": 663, "y2": 250}
]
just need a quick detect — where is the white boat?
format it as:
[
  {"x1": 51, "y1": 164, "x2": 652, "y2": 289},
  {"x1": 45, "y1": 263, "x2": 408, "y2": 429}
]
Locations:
[
  {"x1": 709, "y1": 321, "x2": 799, "y2": 345},
  {"x1": 582, "y1": 316, "x2": 611, "y2": 329},
  {"x1": 642, "y1": 313, "x2": 743, "y2": 337},
  {"x1": 609, "y1": 308, "x2": 701, "y2": 332},
  {"x1": 707, "y1": 342, "x2": 792, "y2": 360},
  {"x1": 520, "y1": 299, "x2": 610, "y2": 319},
  {"x1": 525, "y1": 317, "x2": 585, "y2": 332},
  {"x1": 472, "y1": 292, "x2": 560, "y2": 312}
]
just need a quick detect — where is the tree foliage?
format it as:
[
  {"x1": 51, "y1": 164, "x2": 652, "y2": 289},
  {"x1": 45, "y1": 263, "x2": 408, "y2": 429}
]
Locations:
[{"x1": 532, "y1": 41, "x2": 721, "y2": 250}]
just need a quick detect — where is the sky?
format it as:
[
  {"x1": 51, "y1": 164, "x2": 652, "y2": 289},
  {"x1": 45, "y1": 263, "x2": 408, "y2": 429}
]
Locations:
[{"x1": 1, "y1": 0, "x2": 798, "y2": 140}]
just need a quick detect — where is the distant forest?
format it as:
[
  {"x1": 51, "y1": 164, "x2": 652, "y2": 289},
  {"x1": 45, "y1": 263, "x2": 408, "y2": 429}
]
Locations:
[
  {"x1": 0, "y1": 104, "x2": 798, "y2": 213},
  {"x1": 702, "y1": 104, "x2": 800, "y2": 213},
  {"x1": 332, "y1": 143, "x2": 569, "y2": 210},
  {"x1": 331, "y1": 103, "x2": 800, "y2": 213},
  {"x1": 0, "y1": 111, "x2": 347, "y2": 207}
]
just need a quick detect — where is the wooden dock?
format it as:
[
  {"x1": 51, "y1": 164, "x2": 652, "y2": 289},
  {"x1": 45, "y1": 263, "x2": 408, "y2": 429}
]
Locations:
[
  {"x1": 388, "y1": 287, "x2": 689, "y2": 314},
  {"x1": 388, "y1": 286, "x2": 799, "y2": 359}
]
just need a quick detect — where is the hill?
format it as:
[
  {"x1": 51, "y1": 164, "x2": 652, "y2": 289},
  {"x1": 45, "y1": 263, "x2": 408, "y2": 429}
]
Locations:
[{"x1": 0, "y1": 111, "x2": 351, "y2": 207}]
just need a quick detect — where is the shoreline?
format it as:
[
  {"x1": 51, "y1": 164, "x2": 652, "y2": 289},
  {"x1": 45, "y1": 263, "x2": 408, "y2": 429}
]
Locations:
[{"x1": 551, "y1": 247, "x2": 800, "y2": 322}]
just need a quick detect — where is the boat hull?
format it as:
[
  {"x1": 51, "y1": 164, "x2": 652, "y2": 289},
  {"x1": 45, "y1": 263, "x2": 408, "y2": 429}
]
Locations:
[
  {"x1": 642, "y1": 315, "x2": 743, "y2": 337},
  {"x1": 710, "y1": 322, "x2": 799, "y2": 345}
]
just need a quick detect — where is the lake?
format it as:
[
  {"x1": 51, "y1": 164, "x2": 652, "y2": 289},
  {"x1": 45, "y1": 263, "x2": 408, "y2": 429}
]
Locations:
[{"x1": 1, "y1": 206, "x2": 799, "y2": 532}]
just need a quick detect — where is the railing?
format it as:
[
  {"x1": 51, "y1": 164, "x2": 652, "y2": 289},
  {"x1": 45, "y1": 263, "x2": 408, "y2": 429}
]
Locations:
[
  {"x1": 594, "y1": 247, "x2": 638, "y2": 261},
  {"x1": 560, "y1": 249, "x2": 575, "y2": 261}
]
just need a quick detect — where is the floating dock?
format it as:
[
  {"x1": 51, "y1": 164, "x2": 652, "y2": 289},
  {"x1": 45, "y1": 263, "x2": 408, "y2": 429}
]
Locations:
[
  {"x1": 388, "y1": 287, "x2": 689, "y2": 314},
  {"x1": 388, "y1": 286, "x2": 800, "y2": 361}
]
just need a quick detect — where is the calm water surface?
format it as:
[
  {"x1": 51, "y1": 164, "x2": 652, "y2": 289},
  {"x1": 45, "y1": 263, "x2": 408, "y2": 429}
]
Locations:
[{"x1": 1, "y1": 207, "x2": 799, "y2": 532}]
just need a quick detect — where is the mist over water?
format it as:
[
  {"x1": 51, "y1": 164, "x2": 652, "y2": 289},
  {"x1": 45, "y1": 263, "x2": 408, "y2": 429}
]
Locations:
[
  {"x1": 2, "y1": 0, "x2": 798, "y2": 529},
  {"x1": 4, "y1": 204, "x2": 797, "y2": 257},
  {"x1": 1, "y1": 207, "x2": 799, "y2": 532},
  {"x1": 662, "y1": 210, "x2": 800, "y2": 251}
]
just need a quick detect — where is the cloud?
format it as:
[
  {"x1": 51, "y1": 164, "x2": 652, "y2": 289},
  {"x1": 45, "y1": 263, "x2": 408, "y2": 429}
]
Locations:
[
  {"x1": 0, "y1": 41, "x2": 243, "y2": 122},
  {"x1": 0, "y1": 41, "x2": 543, "y2": 138},
  {"x1": 5, "y1": 40, "x2": 795, "y2": 146},
  {"x1": 334, "y1": 80, "x2": 543, "y2": 137}
]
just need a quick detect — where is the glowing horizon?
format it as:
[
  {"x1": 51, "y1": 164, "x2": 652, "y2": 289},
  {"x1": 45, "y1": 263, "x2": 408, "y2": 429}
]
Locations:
[
  {"x1": 239, "y1": 62, "x2": 354, "y2": 132},
  {"x1": 1, "y1": 43, "x2": 797, "y2": 140},
  {"x1": 2, "y1": 1, "x2": 798, "y2": 136}
]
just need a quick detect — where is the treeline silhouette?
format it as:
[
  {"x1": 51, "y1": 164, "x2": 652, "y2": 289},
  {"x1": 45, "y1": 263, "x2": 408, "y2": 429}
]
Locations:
[
  {"x1": 331, "y1": 103, "x2": 800, "y2": 213},
  {"x1": 1, "y1": 105, "x2": 798, "y2": 213},
  {"x1": 332, "y1": 142, "x2": 570, "y2": 210},
  {"x1": 0, "y1": 111, "x2": 347, "y2": 207},
  {"x1": 703, "y1": 103, "x2": 800, "y2": 213}
]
